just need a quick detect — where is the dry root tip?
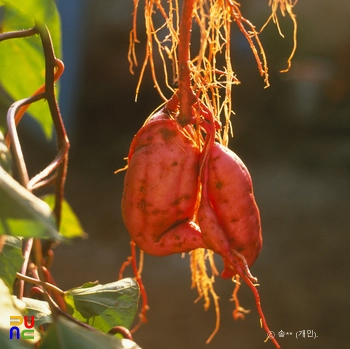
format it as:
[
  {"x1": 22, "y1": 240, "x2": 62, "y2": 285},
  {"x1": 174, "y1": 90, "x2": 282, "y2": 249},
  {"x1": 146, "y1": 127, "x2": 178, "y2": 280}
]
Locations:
[{"x1": 232, "y1": 306, "x2": 251, "y2": 320}]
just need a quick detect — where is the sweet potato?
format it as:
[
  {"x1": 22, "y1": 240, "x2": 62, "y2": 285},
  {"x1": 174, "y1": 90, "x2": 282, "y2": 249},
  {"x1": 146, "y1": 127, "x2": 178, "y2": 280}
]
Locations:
[
  {"x1": 122, "y1": 110, "x2": 206, "y2": 256},
  {"x1": 199, "y1": 142, "x2": 262, "y2": 279},
  {"x1": 121, "y1": 109, "x2": 278, "y2": 347}
]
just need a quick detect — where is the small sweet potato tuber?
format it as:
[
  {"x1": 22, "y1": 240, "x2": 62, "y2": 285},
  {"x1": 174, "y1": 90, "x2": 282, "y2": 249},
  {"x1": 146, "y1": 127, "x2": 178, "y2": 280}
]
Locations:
[{"x1": 204, "y1": 142, "x2": 262, "y2": 278}]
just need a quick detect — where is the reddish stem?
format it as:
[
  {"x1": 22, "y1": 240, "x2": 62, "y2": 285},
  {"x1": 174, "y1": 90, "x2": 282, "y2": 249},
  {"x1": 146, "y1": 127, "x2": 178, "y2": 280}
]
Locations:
[
  {"x1": 240, "y1": 272, "x2": 281, "y2": 349},
  {"x1": 198, "y1": 103, "x2": 279, "y2": 348},
  {"x1": 128, "y1": 241, "x2": 149, "y2": 333},
  {"x1": 17, "y1": 238, "x2": 34, "y2": 299},
  {"x1": 108, "y1": 326, "x2": 133, "y2": 340},
  {"x1": 41, "y1": 266, "x2": 67, "y2": 311},
  {"x1": 177, "y1": 0, "x2": 196, "y2": 126}
]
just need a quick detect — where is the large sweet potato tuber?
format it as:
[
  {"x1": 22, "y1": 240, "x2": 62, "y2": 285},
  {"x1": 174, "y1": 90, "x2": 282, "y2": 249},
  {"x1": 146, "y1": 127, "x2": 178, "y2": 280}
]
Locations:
[{"x1": 122, "y1": 109, "x2": 206, "y2": 256}]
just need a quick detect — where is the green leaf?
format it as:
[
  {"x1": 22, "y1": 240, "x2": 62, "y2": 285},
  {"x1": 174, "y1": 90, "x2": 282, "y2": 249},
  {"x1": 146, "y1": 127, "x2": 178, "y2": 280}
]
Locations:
[
  {"x1": 39, "y1": 316, "x2": 141, "y2": 349},
  {"x1": 0, "y1": 235, "x2": 24, "y2": 291},
  {"x1": 21, "y1": 297, "x2": 52, "y2": 328},
  {"x1": 0, "y1": 131, "x2": 12, "y2": 173},
  {"x1": 64, "y1": 278, "x2": 139, "y2": 332},
  {"x1": 0, "y1": 2, "x2": 62, "y2": 139},
  {"x1": 42, "y1": 195, "x2": 86, "y2": 239},
  {"x1": 0, "y1": 279, "x2": 40, "y2": 344},
  {"x1": 0, "y1": 169, "x2": 61, "y2": 240},
  {"x1": 1, "y1": 0, "x2": 59, "y2": 27}
]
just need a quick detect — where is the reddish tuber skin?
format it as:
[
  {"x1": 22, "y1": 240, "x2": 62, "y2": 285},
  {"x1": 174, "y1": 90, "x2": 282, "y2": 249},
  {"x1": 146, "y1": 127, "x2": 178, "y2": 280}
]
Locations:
[
  {"x1": 122, "y1": 106, "x2": 262, "y2": 269},
  {"x1": 122, "y1": 109, "x2": 206, "y2": 256},
  {"x1": 203, "y1": 142, "x2": 262, "y2": 279}
]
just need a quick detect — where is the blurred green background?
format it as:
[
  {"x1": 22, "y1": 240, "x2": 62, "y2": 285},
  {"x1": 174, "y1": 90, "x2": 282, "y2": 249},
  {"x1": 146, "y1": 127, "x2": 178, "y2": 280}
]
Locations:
[{"x1": 5, "y1": 1, "x2": 350, "y2": 348}]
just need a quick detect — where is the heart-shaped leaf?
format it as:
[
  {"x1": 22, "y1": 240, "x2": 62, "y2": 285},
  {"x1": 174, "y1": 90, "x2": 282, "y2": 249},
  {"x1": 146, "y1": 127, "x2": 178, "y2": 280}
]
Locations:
[{"x1": 64, "y1": 278, "x2": 139, "y2": 332}]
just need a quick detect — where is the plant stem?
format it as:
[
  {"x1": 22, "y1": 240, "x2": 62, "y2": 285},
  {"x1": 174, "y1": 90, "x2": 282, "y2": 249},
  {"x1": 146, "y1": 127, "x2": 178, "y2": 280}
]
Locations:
[
  {"x1": 7, "y1": 94, "x2": 43, "y2": 300},
  {"x1": 108, "y1": 326, "x2": 133, "y2": 340},
  {"x1": 5, "y1": 25, "x2": 69, "y2": 299},
  {"x1": 37, "y1": 24, "x2": 70, "y2": 228},
  {"x1": 0, "y1": 27, "x2": 37, "y2": 42},
  {"x1": 177, "y1": 0, "x2": 196, "y2": 126},
  {"x1": 7, "y1": 94, "x2": 45, "y2": 187},
  {"x1": 17, "y1": 239, "x2": 33, "y2": 299},
  {"x1": 16, "y1": 272, "x2": 65, "y2": 296}
]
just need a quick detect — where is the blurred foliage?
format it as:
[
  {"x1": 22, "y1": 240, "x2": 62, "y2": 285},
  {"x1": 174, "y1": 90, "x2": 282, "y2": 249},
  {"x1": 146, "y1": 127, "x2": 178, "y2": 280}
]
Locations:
[
  {"x1": 0, "y1": 1, "x2": 140, "y2": 348},
  {"x1": 0, "y1": 0, "x2": 61, "y2": 139}
]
